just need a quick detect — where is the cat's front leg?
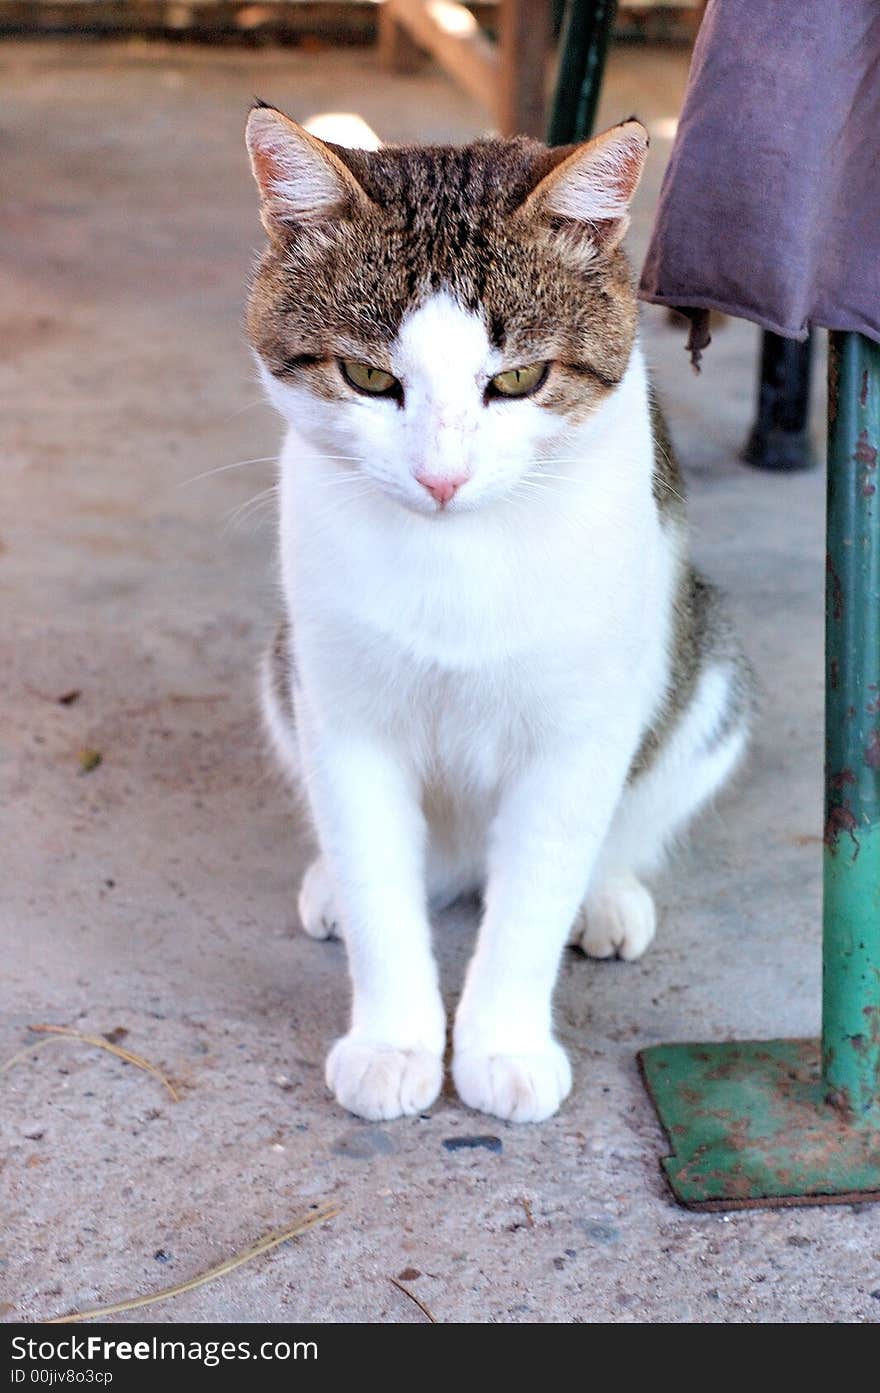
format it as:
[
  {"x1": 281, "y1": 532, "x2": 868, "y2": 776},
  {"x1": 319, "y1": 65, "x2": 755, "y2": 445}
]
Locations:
[
  {"x1": 452, "y1": 736, "x2": 635, "y2": 1123},
  {"x1": 301, "y1": 728, "x2": 445, "y2": 1121}
]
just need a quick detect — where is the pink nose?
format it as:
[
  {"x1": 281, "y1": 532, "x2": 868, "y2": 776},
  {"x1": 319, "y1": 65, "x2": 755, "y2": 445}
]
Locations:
[{"x1": 415, "y1": 472, "x2": 468, "y2": 506}]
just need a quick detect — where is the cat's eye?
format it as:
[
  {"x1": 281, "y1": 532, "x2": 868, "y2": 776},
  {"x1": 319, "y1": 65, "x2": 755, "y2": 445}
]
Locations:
[
  {"x1": 341, "y1": 359, "x2": 401, "y2": 398},
  {"x1": 487, "y1": 361, "x2": 549, "y2": 399}
]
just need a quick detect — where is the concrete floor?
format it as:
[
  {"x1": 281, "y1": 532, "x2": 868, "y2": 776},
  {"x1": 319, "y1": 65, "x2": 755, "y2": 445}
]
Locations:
[{"x1": 2, "y1": 37, "x2": 878, "y2": 1325}]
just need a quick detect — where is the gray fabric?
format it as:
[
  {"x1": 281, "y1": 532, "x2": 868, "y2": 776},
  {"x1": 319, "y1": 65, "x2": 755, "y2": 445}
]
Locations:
[{"x1": 638, "y1": 0, "x2": 880, "y2": 352}]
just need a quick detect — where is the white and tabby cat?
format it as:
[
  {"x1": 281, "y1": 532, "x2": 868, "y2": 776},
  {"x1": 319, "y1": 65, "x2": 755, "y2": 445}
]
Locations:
[{"x1": 245, "y1": 106, "x2": 753, "y2": 1123}]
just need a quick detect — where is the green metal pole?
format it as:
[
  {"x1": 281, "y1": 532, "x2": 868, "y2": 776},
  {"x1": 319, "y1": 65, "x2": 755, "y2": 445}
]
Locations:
[
  {"x1": 547, "y1": 0, "x2": 880, "y2": 1202},
  {"x1": 822, "y1": 332, "x2": 880, "y2": 1117},
  {"x1": 637, "y1": 334, "x2": 880, "y2": 1208},
  {"x1": 547, "y1": 0, "x2": 618, "y2": 146}
]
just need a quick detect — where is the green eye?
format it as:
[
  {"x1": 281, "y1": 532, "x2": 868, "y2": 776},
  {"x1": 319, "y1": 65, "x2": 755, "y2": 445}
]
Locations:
[
  {"x1": 488, "y1": 362, "x2": 549, "y2": 399},
  {"x1": 341, "y1": 359, "x2": 400, "y2": 397}
]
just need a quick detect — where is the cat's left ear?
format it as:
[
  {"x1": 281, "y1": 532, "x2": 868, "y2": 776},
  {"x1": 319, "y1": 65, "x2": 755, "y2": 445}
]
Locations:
[
  {"x1": 523, "y1": 119, "x2": 648, "y2": 251},
  {"x1": 246, "y1": 102, "x2": 373, "y2": 237}
]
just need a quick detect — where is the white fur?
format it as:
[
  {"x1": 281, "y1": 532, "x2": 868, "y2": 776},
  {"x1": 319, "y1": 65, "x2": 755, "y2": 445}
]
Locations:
[{"x1": 260, "y1": 292, "x2": 746, "y2": 1123}]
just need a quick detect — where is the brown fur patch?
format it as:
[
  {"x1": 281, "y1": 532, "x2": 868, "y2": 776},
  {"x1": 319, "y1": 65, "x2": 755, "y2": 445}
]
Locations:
[
  {"x1": 630, "y1": 403, "x2": 754, "y2": 779},
  {"x1": 649, "y1": 393, "x2": 687, "y2": 520},
  {"x1": 269, "y1": 618, "x2": 296, "y2": 718},
  {"x1": 630, "y1": 569, "x2": 756, "y2": 781}
]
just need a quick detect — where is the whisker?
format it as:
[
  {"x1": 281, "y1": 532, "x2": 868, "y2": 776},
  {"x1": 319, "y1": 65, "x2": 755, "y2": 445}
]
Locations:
[
  {"x1": 655, "y1": 477, "x2": 686, "y2": 505},
  {"x1": 525, "y1": 473, "x2": 584, "y2": 484},
  {"x1": 305, "y1": 491, "x2": 376, "y2": 530},
  {"x1": 311, "y1": 475, "x2": 369, "y2": 491},
  {"x1": 179, "y1": 453, "x2": 368, "y2": 490},
  {"x1": 534, "y1": 457, "x2": 686, "y2": 506},
  {"x1": 179, "y1": 458, "x2": 277, "y2": 487},
  {"x1": 512, "y1": 478, "x2": 625, "y2": 534},
  {"x1": 221, "y1": 397, "x2": 268, "y2": 422},
  {"x1": 289, "y1": 454, "x2": 366, "y2": 464},
  {"x1": 221, "y1": 484, "x2": 279, "y2": 536},
  {"x1": 222, "y1": 486, "x2": 278, "y2": 524}
]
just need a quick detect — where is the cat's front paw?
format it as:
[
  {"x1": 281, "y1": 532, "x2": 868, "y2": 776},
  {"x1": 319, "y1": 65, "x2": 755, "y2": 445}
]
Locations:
[
  {"x1": 452, "y1": 1040, "x2": 572, "y2": 1123},
  {"x1": 326, "y1": 1035, "x2": 443, "y2": 1121},
  {"x1": 570, "y1": 873, "x2": 656, "y2": 961},
  {"x1": 298, "y1": 856, "x2": 341, "y2": 940}
]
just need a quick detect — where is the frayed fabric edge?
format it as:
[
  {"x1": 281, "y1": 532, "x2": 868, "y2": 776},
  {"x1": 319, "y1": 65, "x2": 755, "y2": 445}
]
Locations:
[
  {"x1": 682, "y1": 308, "x2": 711, "y2": 373},
  {"x1": 637, "y1": 289, "x2": 815, "y2": 348}
]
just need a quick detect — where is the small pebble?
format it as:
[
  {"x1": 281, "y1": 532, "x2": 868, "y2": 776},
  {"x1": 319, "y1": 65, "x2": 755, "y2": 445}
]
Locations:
[
  {"x1": 442, "y1": 1135, "x2": 502, "y2": 1154},
  {"x1": 332, "y1": 1127, "x2": 398, "y2": 1159},
  {"x1": 77, "y1": 748, "x2": 102, "y2": 774},
  {"x1": 574, "y1": 1218, "x2": 619, "y2": 1244}
]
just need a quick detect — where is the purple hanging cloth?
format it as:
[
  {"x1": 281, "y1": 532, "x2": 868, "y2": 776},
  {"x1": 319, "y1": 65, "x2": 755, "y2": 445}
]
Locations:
[{"x1": 638, "y1": 0, "x2": 880, "y2": 365}]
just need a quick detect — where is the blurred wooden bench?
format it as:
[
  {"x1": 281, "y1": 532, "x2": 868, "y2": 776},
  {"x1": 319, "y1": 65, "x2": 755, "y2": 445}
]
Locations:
[{"x1": 379, "y1": 0, "x2": 552, "y2": 137}]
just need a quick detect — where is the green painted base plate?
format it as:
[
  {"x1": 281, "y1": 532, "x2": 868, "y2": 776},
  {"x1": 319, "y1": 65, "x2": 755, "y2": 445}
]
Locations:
[{"x1": 639, "y1": 1039, "x2": 880, "y2": 1210}]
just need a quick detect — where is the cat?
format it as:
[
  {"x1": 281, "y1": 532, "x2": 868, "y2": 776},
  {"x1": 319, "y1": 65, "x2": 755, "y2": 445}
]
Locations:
[{"x1": 244, "y1": 103, "x2": 754, "y2": 1124}]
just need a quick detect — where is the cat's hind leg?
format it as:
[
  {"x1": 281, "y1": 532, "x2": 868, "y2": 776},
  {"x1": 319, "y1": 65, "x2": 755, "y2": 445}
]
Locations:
[
  {"x1": 573, "y1": 871, "x2": 657, "y2": 962},
  {"x1": 570, "y1": 656, "x2": 753, "y2": 960},
  {"x1": 298, "y1": 856, "x2": 341, "y2": 940},
  {"x1": 298, "y1": 847, "x2": 478, "y2": 944}
]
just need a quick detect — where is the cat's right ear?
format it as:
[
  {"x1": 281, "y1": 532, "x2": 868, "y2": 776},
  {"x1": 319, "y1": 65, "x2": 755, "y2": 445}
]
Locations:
[{"x1": 246, "y1": 103, "x2": 371, "y2": 237}]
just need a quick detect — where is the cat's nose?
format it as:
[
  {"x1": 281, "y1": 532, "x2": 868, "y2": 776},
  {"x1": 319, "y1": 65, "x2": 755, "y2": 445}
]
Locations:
[{"x1": 414, "y1": 472, "x2": 468, "y2": 506}]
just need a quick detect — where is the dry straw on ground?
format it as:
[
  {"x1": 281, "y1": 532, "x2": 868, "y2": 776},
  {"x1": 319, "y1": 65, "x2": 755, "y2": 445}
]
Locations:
[
  {"x1": 389, "y1": 1275, "x2": 438, "y2": 1323},
  {"x1": 2, "y1": 1024, "x2": 181, "y2": 1102},
  {"x1": 48, "y1": 1206, "x2": 340, "y2": 1323},
  {"x1": 4, "y1": 1025, "x2": 339, "y2": 1323}
]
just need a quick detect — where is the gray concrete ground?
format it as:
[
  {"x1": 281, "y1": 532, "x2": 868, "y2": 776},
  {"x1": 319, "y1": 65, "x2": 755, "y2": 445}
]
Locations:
[{"x1": 2, "y1": 38, "x2": 878, "y2": 1325}]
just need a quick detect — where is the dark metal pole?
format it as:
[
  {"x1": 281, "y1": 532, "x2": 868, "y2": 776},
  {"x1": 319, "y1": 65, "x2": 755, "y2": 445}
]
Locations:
[
  {"x1": 744, "y1": 330, "x2": 814, "y2": 471},
  {"x1": 547, "y1": 0, "x2": 618, "y2": 146}
]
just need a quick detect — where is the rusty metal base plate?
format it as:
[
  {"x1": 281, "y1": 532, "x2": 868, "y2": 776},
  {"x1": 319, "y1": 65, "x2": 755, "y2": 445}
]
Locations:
[{"x1": 639, "y1": 1039, "x2": 880, "y2": 1210}]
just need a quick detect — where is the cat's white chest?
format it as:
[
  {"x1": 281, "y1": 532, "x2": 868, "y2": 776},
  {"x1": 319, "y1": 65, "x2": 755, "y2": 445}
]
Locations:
[{"x1": 285, "y1": 466, "x2": 653, "y2": 673}]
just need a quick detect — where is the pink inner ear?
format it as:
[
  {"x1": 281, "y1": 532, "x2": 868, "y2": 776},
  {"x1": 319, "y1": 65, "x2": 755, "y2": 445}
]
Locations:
[
  {"x1": 527, "y1": 123, "x2": 647, "y2": 232},
  {"x1": 612, "y1": 139, "x2": 645, "y2": 204},
  {"x1": 248, "y1": 111, "x2": 301, "y2": 204},
  {"x1": 251, "y1": 143, "x2": 284, "y2": 197},
  {"x1": 248, "y1": 110, "x2": 371, "y2": 225}
]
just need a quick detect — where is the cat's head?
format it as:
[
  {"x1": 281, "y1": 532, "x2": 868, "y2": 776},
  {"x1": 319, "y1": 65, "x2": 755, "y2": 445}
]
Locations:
[{"x1": 246, "y1": 105, "x2": 647, "y2": 516}]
